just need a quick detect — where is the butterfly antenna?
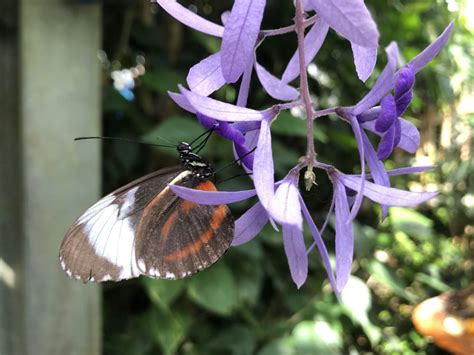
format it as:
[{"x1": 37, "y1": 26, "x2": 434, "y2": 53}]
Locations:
[
  {"x1": 194, "y1": 128, "x2": 216, "y2": 154},
  {"x1": 215, "y1": 147, "x2": 256, "y2": 174},
  {"x1": 217, "y1": 172, "x2": 253, "y2": 184},
  {"x1": 74, "y1": 136, "x2": 175, "y2": 148},
  {"x1": 155, "y1": 134, "x2": 176, "y2": 146},
  {"x1": 190, "y1": 127, "x2": 216, "y2": 151}
]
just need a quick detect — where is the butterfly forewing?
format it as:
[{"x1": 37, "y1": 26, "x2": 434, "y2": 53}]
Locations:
[{"x1": 59, "y1": 167, "x2": 234, "y2": 282}]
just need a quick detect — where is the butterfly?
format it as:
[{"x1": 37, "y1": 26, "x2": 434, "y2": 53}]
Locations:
[{"x1": 59, "y1": 135, "x2": 234, "y2": 282}]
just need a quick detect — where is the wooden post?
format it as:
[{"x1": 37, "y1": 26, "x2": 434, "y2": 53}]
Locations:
[{"x1": 1, "y1": 1, "x2": 102, "y2": 354}]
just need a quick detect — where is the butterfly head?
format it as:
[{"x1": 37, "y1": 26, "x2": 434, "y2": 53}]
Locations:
[{"x1": 177, "y1": 142, "x2": 192, "y2": 154}]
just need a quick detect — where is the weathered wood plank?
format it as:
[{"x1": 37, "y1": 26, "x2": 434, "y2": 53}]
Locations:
[{"x1": 1, "y1": 1, "x2": 102, "y2": 354}]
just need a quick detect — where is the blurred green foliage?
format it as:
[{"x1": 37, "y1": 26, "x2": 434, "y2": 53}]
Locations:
[{"x1": 100, "y1": 0, "x2": 473, "y2": 354}]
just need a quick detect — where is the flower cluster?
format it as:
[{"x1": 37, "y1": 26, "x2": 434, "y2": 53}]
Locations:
[{"x1": 155, "y1": 0, "x2": 453, "y2": 294}]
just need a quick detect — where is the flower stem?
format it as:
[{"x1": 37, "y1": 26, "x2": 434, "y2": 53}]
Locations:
[
  {"x1": 261, "y1": 15, "x2": 318, "y2": 37},
  {"x1": 294, "y1": 0, "x2": 316, "y2": 165}
]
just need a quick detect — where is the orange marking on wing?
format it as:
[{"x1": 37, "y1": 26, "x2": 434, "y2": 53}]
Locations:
[
  {"x1": 181, "y1": 199, "x2": 198, "y2": 213},
  {"x1": 196, "y1": 180, "x2": 217, "y2": 192},
  {"x1": 161, "y1": 210, "x2": 178, "y2": 240},
  {"x1": 164, "y1": 204, "x2": 227, "y2": 262}
]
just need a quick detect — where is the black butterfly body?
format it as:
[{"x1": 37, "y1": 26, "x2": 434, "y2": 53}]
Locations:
[{"x1": 59, "y1": 142, "x2": 234, "y2": 282}]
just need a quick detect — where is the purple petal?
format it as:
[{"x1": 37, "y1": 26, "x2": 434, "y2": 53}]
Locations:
[
  {"x1": 353, "y1": 42, "x2": 399, "y2": 115},
  {"x1": 243, "y1": 128, "x2": 260, "y2": 150},
  {"x1": 340, "y1": 174, "x2": 438, "y2": 206},
  {"x1": 216, "y1": 120, "x2": 247, "y2": 145},
  {"x1": 233, "y1": 121, "x2": 261, "y2": 134},
  {"x1": 197, "y1": 113, "x2": 246, "y2": 145},
  {"x1": 282, "y1": 223, "x2": 308, "y2": 289},
  {"x1": 395, "y1": 89, "x2": 413, "y2": 117},
  {"x1": 233, "y1": 202, "x2": 269, "y2": 246},
  {"x1": 187, "y1": 53, "x2": 226, "y2": 96},
  {"x1": 253, "y1": 116, "x2": 274, "y2": 208},
  {"x1": 255, "y1": 61, "x2": 299, "y2": 101},
  {"x1": 170, "y1": 184, "x2": 256, "y2": 204},
  {"x1": 393, "y1": 118, "x2": 402, "y2": 147},
  {"x1": 196, "y1": 112, "x2": 218, "y2": 129},
  {"x1": 394, "y1": 66, "x2": 415, "y2": 115},
  {"x1": 221, "y1": 11, "x2": 230, "y2": 25},
  {"x1": 377, "y1": 124, "x2": 397, "y2": 160},
  {"x1": 407, "y1": 22, "x2": 454, "y2": 74},
  {"x1": 348, "y1": 115, "x2": 365, "y2": 220},
  {"x1": 395, "y1": 65, "x2": 415, "y2": 100},
  {"x1": 268, "y1": 173, "x2": 302, "y2": 226},
  {"x1": 156, "y1": 0, "x2": 224, "y2": 37},
  {"x1": 386, "y1": 165, "x2": 435, "y2": 177},
  {"x1": 300, "y1": 196, "x2": 338, "y2": 294},
  {"x1": 309, "y1": 0, "x2": 379, "y2": 47},
  {"x1": 362, "y1": 131, "x2": 389, "y2": 219},
  {"x1": 362, "y1": 118, "x2": 420, "y2": 154},
  {"x1": 333, "y1": 177, "x2": 354, "y2": 292},
  {"x1": 358, "y1": 165, "x2": 435, "y2": 180},
  {"x1": 180, "y1": 85, "x2": 265, "y2": 121},
  {"x1": 237, "y1": 63, "x2": 254, "y2": 107},
  {"x1": 281, "y1": 20, "x2": 330, "y2": 83},
  {"x1": 168, "y1": 91, "x2": 196, "y2": 113},
  {"x1": 221, "y1": 0, "x2": 266, "y2": 83},
  {"x1": 351, "y1": 43, "x2": 377, "y2": 82},
  {"x1": 375, "y1": 95, "x2": 397, "y2": 133},
  {"x1": 234, "y1": 143, "x2": 254, "y2": 170},
  {"x1": 357, "y1": 107, "x2": 380, "y2": 123},
  {"x1": 396, "y1": 118, "x2": 420, "y2": 153},
  {"x1": 233, "y1": 128, "x2": 260, "y2": 172}
]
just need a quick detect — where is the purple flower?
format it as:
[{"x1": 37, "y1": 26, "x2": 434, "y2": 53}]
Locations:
[
  {"x1": 155, "y1": 0, "x2": 453, "y2": 295},
  {"x1": 374, "y1": 65, "x2": 415, "y2": 160},
  {"x1": 334, "y1": 22, "x2": 453, "y2": 218},
  {"x1": 328, "y1": 167, "x2": 437, "y2": 291},
  {"x1": 353, "y1": 22, "x2": 454, "y2": 119}
]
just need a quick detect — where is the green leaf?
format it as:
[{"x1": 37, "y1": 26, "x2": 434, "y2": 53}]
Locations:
[
  {"x1": 257, "y1": 338, "x2": 294, "y2": 355},
  {"x1": 142, "y1": 116, "x2": 207, "y2": 153},
  {"x1": 414, "y1": 272, "x2": 452, "y2": 292},
  {"x1": 149, "y1": 307, "x2": 192, "y2": 355},
  {"x1": 141, "y1": 69, "x2": 184, "y2": 94},
  {"x1": 187, "y1": 262, "x2": 239, "y2": 316},
  {"x1": 366, "y1": 260, "x2": 419, "y2": 303},
  {"x1": 291, "y1": 319, "x2": 343, "y2": 354},
  {"x1": 340, "y1": 276, "x2": 381, "y2": 345},
  {"x1": 272, "y1": 139, "x2": 302, "y2": 173},
  {"x1": 272, "y1": 111, "x2": 327, "y2": 142},
  {"x1": 207, "y1": 325, "x2": 256, "y2": 355},
  {"x1": 389, "y1": 207, "x2": 433, "y2": 240},
  {"x1": 234, "y1": 259, "x2": 264, "y2": 307},
  {"x1": 141, "y1": 277, "x2": 187, "y2": 308}
]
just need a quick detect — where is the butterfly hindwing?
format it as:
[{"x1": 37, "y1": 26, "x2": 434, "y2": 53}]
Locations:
[{"x1": 135, "y1": 176, "x2": 234, "y2": 279}]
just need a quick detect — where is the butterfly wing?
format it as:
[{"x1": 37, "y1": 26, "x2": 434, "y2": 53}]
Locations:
[
  {"x1": 59, "y1": 167, "x2": 182, "y2": 282},
  {"x1": 59, "y1": 167, "x2": 234, "y2": 282},
  {"x1": 135, "y1": 178, "x2": 234, "y2": 279}
]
